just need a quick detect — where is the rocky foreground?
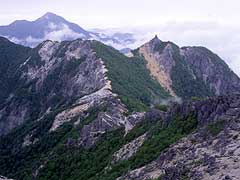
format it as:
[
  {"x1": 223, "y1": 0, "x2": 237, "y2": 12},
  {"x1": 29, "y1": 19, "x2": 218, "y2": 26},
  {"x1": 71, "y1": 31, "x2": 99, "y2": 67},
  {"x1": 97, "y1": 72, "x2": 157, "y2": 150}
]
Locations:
[{"x1": 118, "y1": 94, "x2": 240, "y2": 180}]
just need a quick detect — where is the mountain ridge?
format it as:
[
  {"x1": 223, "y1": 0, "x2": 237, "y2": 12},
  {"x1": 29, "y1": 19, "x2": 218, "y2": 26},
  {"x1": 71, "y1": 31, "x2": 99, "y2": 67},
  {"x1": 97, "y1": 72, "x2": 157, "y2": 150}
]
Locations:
[
  {"x1": 136, "y1": 35, "x2": 240, "y2": 98},
  {"x1": 0, "y1": 36, "x2": 240, "y2": 179},
  {"x1": 0, "y1": 36, "x2": 170, "y2": 136}
]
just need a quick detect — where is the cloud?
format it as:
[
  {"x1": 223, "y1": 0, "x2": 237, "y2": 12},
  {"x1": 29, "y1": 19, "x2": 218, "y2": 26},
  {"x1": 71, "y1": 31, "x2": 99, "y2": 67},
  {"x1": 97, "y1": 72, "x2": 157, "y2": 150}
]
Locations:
[
  {"x1": 107, "y1": 21, "x2": 240, "y2": 76},
  {"x1": 157, "y1": 21, "x2": 240, "y2": 76},
  {"x1": 25, "y1": 36, "x2": 43, "y2": 44},
  {"x1": 5, "y1": 20, "x2": 240, "y2": 76},
  {"x1": 7, "y1": 23, "x2": 86, "y2": 47},
  {"x1": 44, "y1": 23, "x2": 86, "y2": 41},
  {"x1": 152, "y1": 97, "x2": 183, "y2": 106},
  {"x1": 48, "y1": 22, "x2": 58, "y2": 30}
]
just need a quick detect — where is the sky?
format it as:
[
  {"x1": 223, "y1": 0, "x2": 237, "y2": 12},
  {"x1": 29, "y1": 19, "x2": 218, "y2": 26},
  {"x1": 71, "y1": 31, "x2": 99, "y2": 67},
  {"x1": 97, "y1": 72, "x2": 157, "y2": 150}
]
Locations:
[
  {"x1": 1, "y1": 0, "x2": 240, "y2": 75},
  {"x1": 0, "y1": 0, "x2": 239, "y2": 28}
]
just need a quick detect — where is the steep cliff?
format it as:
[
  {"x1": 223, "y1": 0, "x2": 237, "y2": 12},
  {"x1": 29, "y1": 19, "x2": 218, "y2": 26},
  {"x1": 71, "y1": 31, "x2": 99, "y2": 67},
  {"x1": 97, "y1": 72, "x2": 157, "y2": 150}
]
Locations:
[
  {"x1": 0, "y1": 37, "x2": 169, "y2": 136},
  {"x1": 118, "y1": 94, "x2": 240, "y2": 180},
  {"x1": 0, "y1": 36, "x2": 240, "y2": 180},
  {"x1": 137, "y1": 36, "x2": 240, "y2": 98}
]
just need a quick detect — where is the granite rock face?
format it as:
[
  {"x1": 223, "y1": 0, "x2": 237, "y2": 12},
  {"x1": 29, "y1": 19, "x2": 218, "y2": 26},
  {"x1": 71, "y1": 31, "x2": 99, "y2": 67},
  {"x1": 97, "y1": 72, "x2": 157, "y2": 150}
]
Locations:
[
  {"x1": 118, "y1": 94, "x2": 240, "y2": 180},
  {"x1": 1, "y1": 36, "x2": 239, "y2": 137},
  {"x1": 0, "y1": 38, "x2": 146, "y2": 147},
  {"x1": 1, "y1": 36, "x2": 240, "y2": 180},
  {"x1": 0, "y1": 38, "x2": 109, "y2": 136},
  {"x1": 139, "y1": 36, "x2": 176, "y2": 96},
  {"x1": 181, "y1": 46, "x2": 240, "y2": 95},
  {"x1": 112, "y1": 133, "x2": 147, "y2": 163},
  {"x1": 167, "y1": 94, "x2": 240, "y2": 126},
  {"x1": 0, "y1": 176, "x2": 13, "y2": 180}
]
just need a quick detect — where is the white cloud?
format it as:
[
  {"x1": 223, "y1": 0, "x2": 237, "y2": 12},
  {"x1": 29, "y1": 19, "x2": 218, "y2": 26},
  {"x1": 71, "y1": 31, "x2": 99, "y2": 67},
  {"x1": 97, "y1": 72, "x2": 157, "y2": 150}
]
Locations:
[
  {"x1": 48, "y1": 22, "x2": 58, "y2": 30},
  {"x1": 25, "y1": 36, "x2": 43, "y2": 44},
  {"x1": 7, "y1": 23, "x2": 86, "y2": 47},
  {"x1": 5, "y1": 19, "x2": 240, "y2": 76},
  {"x1": 44, "y1": 24, "x2": 85, "y2": 41},
  {"x1": 105, "y1": 21, "x2": 240, "y2": 76}
]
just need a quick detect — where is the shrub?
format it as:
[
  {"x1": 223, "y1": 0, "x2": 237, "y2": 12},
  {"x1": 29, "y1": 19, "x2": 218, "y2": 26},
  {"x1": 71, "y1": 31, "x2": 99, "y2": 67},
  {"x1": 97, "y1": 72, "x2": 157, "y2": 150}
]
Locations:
[{"x1": 207, "y1": 120, "x2": 225, "y2": 136}]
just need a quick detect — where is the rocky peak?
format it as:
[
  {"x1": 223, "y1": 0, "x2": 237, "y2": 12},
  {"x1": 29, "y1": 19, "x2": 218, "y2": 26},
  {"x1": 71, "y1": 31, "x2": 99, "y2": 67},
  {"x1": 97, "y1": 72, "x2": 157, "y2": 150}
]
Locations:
[
  {"x1": 37, "y1": 12, "x2": 66, "y2": 23},
  {"x1": 148, "y1": 35, "x2": 162, "y2": 47},
  {"x1": 0, "y1": 38, "x2": 150, "y2": 146},
  {"x1": 138, "y1": 37, "x2": 177, "y2": 96},
  {"x1": 0, "y1": 39, "x2": 110, "y2": 136},
  {"x1": 181, "y1": 46, "x2": 240, "y2": 95},
  {"x1": 1, "y1": 37, "x2": 240, "y2": 179},
  {"x1": 42, "y1": 12, "x2": 58, "y2": 18},
  {"x1": 118, "y1": 94, "x2": 240, "y2": 180},
  {"x1": 137, "y1": 35, "x2": 240, "y2": 99}
]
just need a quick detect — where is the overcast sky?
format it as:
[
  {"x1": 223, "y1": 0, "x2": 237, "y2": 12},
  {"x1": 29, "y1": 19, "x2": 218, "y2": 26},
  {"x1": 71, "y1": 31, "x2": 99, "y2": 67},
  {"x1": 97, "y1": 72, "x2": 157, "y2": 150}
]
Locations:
[
  {"x1": 1, "y1": 0, "x2": 240, "y2": 75},
  {"x1": 0, "y1": 0, "x2": 239, "y2": 28}
]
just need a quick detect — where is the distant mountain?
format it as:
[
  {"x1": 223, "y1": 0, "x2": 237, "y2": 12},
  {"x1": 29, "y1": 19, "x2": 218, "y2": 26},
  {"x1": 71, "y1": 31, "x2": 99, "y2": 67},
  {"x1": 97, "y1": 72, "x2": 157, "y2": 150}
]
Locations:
[
  {"x1": 0, "y1": 12, "x2": 91, "y2": 39},
  {"x1": 0, "y1": 12, "x2": 136, "y2": 48}
]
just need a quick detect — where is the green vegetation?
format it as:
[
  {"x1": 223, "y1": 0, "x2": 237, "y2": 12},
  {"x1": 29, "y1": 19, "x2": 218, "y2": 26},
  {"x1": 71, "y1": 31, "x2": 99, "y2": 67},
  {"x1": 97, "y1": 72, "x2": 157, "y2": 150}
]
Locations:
[
  {"x1": 35, "y1": 114, "x2": 196, "y2": 180},
  {"x1": 153, "y1": 41, "x2": 168, "y2": 53},
  {"x1": 0, "y1": 38, "x2": 31, "y2": 102},
  {"x1": 37, "y1": 128, "x2": 125, "y2": 180},
  {"x1": 92, "y1": 114, "x2": 198, "y2": 180},
  {"x1": 0, "y1": 104, "x2": 105, "y2": 180},
  {"x1": 191, "y1": 96, "x2": 203, "y2": 101},
  {"x1": 134, "y1": 41, "x2": 214, "y2": 100},
  {"x1": 170, "y1": 44, "x2": 213, "y2": 99},
  {"x1": 154, "y1": 104, "x2": 168, "y2": 112},
  {"x1": 0, "y1": 39, "x2": 209, "y2": 180},
  {"x1": 150, "y1": 177, "x2": 163, "y2": 180},
  {"x1": 0, "y1": 111, "x2": 197, "y2": 180},
  {"x1": 91, "y1": 41, "x2": 170, "y2": 111},
  {"x1": 207, "y1": 120, "x2": 225, "y2": 136},
  {"x1": 0, "y1": 108, "x2": 70, "y2": 179},
  {"x1": 124, "y1": 119, "x2": 161, "y2": 143}
]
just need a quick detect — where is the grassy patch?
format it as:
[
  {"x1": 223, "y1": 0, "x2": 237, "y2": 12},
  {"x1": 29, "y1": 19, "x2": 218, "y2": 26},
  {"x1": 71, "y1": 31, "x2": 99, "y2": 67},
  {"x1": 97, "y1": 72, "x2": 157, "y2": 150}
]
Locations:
[
  {"x1": 91, "y1": 41, "x2": 170, "y2": 111},
  {"x1": 94, "y1": 114, "x2": 198, "y2": 180},
  {"x1": 124, "y1": 118, "x2": 161, "y2": 143},
  {"x1": 0, "y1": 112, "x2": 198, "y2": 180},
  {"x1": 154, "y1": 104, "x2": 168, "y2": 112},
  {"x1": 0, "y1": 104, "x2": 106, "y2": 180},
  {"x1": 36, "y1": 128, "x2": 125, "y2": 180},
  {"x1": 170, "y1": 44, "x2": 213, "y2": 99},
  {"x1": 207, "y1": 120, "x2": 225, "y2": 136}
]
